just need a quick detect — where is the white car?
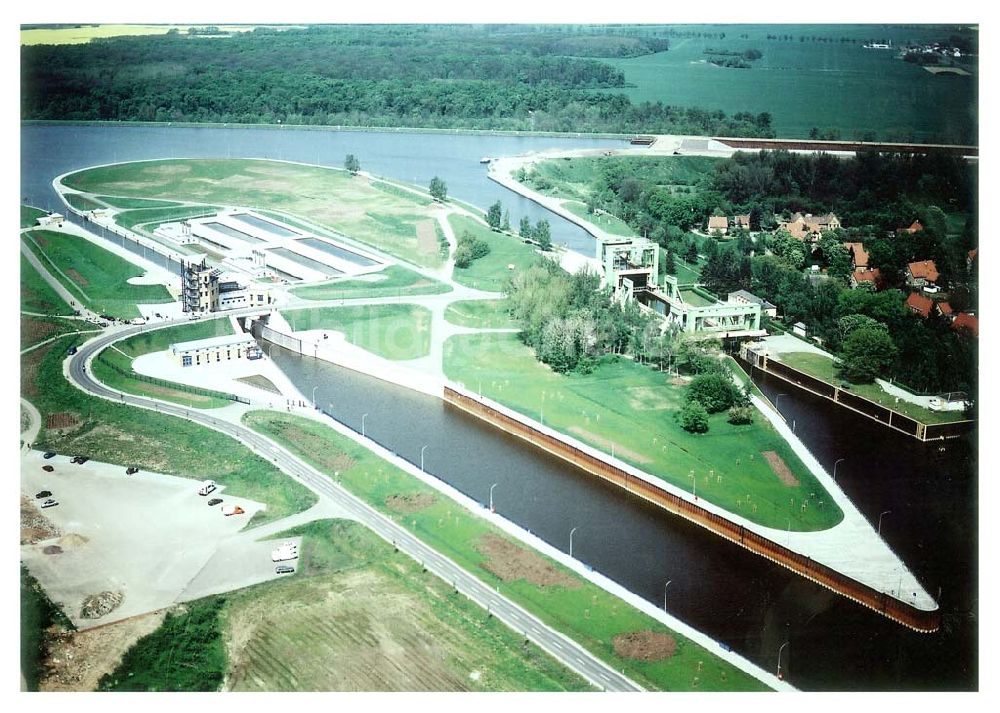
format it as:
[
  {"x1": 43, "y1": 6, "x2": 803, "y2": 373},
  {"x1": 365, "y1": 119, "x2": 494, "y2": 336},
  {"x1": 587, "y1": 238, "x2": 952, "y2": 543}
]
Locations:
[{"x1": 40, "y1": 498, "x2": 59, "y2": 509}]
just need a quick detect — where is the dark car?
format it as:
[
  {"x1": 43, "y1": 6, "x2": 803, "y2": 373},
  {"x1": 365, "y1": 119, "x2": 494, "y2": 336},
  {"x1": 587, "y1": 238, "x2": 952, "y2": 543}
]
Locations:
[
  {"x1": 43, "y1": 452, "x2": 56, "y2": 459},
  {"x1": 35, "y1": 490, "x2": 52, "y2": 499},
  {"x1": 71, "y1": 456, "x2": 89, "y2": 465},
  {"x1": 207, "y1": 498, "x2": 223, "y2": 506},
  {"x1": 126, "y1": 467, "x2": 139, "y2": 475},
  {"x1": 275, "y1": 565, "x2": 295, "y2": 575},
  {"x1": 67, "y1": 346, "x2": 78, "y2": 355},
  {"x1": 42, "y1": 465, "x2": 54, "y2": 472},
  {"x1": 40, "y1": 499, "x2": 58, "y2": 509}
]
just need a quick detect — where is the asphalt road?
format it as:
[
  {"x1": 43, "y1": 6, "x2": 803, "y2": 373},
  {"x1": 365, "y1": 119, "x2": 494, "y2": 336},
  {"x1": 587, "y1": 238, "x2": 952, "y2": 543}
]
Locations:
[{"x1": 66, "y1": 312, "x2": 644, "y2": 692}]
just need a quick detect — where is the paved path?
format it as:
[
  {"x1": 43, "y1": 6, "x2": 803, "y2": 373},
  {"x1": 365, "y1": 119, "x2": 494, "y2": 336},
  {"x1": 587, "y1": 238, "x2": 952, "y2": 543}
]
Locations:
[
  {"x1": 20, "y1": 397, "x2": 41, "y2": 450},
  {"x1": 66, "y1": 315, "x2": 644, "y2": 692}
]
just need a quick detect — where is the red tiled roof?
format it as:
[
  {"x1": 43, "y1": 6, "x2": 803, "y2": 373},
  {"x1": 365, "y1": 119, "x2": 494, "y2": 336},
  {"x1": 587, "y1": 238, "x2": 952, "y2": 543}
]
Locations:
[
  {"x1": 853, "y1": 267, "x2": 881, "y2": 286},
  {"x1": 937, "y1": 301, "x2": 954, "y2": 317},
  {"x1": 907, "y1": 260, "x2": 940, "y2": 283},
  {"x1": 844, "y1": 242, "x2": 869, "y2": 269},
  {"x1": 952, "y1": 313, "x2": 978, "y2": 337},
  {"x1": 906, "y1": 292, "x2": 933, "y2": 317},
  {"x1": 708, "y1": 216, "x2": 729, "y2": 230},
  {"x1": 968, "y1": 248, "x2": 978, "y2": 261},
  {"x1": 734, "y1": 214, "x2": 751, "y2": 228}
]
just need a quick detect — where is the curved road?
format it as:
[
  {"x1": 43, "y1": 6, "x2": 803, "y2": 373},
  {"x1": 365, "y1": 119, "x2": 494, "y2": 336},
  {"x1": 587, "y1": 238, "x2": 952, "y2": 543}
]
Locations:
[{"x1": 66, "y1": 313, "x2": 643, "y2": 692}]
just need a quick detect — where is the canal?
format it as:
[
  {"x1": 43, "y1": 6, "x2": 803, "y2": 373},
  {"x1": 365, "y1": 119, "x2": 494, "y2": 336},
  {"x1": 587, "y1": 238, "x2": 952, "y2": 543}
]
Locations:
[{"x1": 20, "y1": 123, "x2": 977, "y2": 690}]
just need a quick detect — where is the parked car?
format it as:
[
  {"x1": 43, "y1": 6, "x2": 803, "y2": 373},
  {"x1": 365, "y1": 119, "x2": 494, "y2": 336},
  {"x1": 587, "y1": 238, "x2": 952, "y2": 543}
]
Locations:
[
  {"x1": 40, "y1": 499, "x2": 58, "y2": 509},
  {"x1": 207, "y1": 498, "x2": 223, "y2": 506},
  {"x1": 43, "y1": 452, "x2": 56, "y2": 459},
  {"x1": 71, "y1": 456, "x2": 89, "y2": 465},
  {"x1": 35, "y1": 490, "x2": 52, "y2": 499},
  {"x1": 197, "y1": 480, "x2": 217, "y2": 496},
  {"x1": 126, "y1": 466, "x2": 139, "y2": 475},
  {"x1": 67, "y1": 347, "x2": 78, "y2": 355},
  {"x1": 275, "y1": 565, "x2": 295, "y2": 575},
  {"x1": 42, "y1": 465, "x2": 54, "y2": 472}
]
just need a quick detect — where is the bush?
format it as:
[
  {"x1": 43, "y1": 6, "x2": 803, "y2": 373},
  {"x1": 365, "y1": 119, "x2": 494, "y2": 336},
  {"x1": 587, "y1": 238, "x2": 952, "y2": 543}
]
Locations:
[
  {"x1": 454, "y1": 230, "x2": 490, "y2": 269},
  {"x1": 727, "y1": 405, "x2": 754, "y2": 425},
  {"x1": 686, "y1": 372, "x2": 739, "y2": 413},
  {"x1": 678, "y1": 401, "x2": 709, "y2": 433}
]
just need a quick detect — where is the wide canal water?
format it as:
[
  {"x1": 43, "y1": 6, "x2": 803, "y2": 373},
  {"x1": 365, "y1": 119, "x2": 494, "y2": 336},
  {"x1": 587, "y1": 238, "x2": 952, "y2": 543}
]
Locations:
[{"x1": 20, "y1": 123, "x2": 977, "y2": 690}]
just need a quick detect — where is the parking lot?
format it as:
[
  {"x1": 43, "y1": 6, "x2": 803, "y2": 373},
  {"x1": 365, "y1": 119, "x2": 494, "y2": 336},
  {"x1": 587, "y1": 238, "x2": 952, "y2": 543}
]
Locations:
[{"x1": 20, "y1": 451, "x2": 310, "y2": 629}]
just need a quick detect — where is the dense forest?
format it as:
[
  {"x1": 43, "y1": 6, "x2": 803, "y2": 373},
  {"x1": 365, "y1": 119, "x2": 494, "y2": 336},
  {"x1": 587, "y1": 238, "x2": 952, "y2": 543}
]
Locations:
[{"x1": 21, "y1": 25, "x2": 773, "y2": 137}]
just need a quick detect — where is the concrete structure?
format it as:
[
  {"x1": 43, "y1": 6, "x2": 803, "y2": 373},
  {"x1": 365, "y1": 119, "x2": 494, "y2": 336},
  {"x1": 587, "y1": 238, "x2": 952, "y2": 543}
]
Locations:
[
  {"x1": 181, "y1": 257, "x2": 273, "y2": 313},
  {"x1": 35, "y1": 212, "x2": 64, "y2": 228},
  {"x1": 171, "y1": 332, "x2": 262, "y2": 367},
  {"x1": 728, "y1": 289, "x2": 777, "y2": 318},
  {"x1": 597, "y1": 235, "x2": 659, "y2": 300}
]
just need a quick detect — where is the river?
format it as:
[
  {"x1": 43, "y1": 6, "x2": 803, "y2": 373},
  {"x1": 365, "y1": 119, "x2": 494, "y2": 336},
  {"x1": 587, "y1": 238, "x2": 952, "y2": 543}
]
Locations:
[{"x1": 19, "y1": 123, "x2": 977, "y2": 691}]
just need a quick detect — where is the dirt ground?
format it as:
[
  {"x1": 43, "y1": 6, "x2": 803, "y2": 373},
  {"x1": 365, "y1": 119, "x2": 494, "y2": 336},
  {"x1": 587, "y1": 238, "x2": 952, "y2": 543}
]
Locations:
[
  {"x1": 415, "y1": 219, "x2": 438, "y2": 257},
  {"x1": 761, "y1": 450, "x2": 800, "y2": 487},
  {"x1": 20, "y1": 340, "x2": 54, "y2": 398},
  {"x1": 476, "y1": 533, "x2": 579, "y2": 588},
  {"x1": 612, "y1": 631, "x2": 677, "y2": 661},
  {"x1": 39, "y1": 611, "x2": 166, "y2": 692},
  {"x1": 21, "y1": 494, "x2": 62, "y2": 545},
  {"x1": 65, "y1": 268, "x2": 90, "y2": 288},
  {"x1": 385, "y1": 493, "x2": 437, "y2": 513},
  {"x1": 46, "y1": 411, "x2": 81, "y2": 430},
  {"x1": 568, "y1": 426, "x2": 652, "y2": 464},
  {"x1": 21, "y1": 317, "x2": 62, "y2": 345}
]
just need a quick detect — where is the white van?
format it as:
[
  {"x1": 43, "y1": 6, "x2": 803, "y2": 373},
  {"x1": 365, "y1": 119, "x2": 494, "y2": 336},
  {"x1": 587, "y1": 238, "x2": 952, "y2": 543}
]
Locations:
[{"x1": 198, "y1": 480, "x2": 217, "y2": 496}]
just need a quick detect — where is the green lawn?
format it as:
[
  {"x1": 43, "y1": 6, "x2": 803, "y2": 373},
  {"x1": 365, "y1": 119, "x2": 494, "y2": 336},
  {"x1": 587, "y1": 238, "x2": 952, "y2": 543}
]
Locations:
[
  {"x1": 672, "y1": 256, "x2": 704, "y2": 285},
  {"x1": 21, "y1": 230, "x2": 173, "y2": 318},
  {"x1": 23, "y1": 333, "x2": 316, "y2": 527},
  {"x1": 92, "y1": 319, "x2": 237, "y2": 409},
  {"x1": 444, "y1": 299, "x2": 518, "y2": 329},
  {"x1": 21, "y1": 205, "x2": 48, "y2": 229},
  {"x1": 290, "y1": 264, "x2": 451, "y2": 301},
  {"x1": 562, "y1": 201, "x2": 635, "y2": 236},
  {"x1": 448, "y1": 215, "x2": 540, "y2": 291},
  {"x1": 283, "y1": 304, "x2": 432, "y2": 360},
  {"x1": 774, "y1": 351, "x2": 965, "y2": 425},
  {"x1": 20, "y1": 254, "x2": 74, "y2": 315},
  {"x1": 62, "y1": 159, "x2": 444, "y2": 268},
  {"x1": 115, "y1": 204, "x2": 221, "y2": 232},
  {"x1": 97, "y1": 195, "x2": 182, "y2": 209},
  {"x1": 444, "y1": 332, "x2": 842, "y2": 531},
  {"x1": 63, "y1": 193, "x2": 104, "y2": 211},
  {"x1": 242, "y1": 410, "x2": 769, "y2": 692},
  {"x1": 21, "y1": 565, "x2": 74, "y2": 692}
]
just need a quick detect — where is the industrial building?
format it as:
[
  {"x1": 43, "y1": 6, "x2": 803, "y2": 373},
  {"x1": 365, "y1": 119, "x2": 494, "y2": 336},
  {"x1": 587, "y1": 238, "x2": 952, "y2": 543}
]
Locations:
[
  {"x1": 180, "y1": 257, "x2": 273, "y2": 314},
  {"x1": 170, "y1": 333, "x2": 262, "y2": 367}
]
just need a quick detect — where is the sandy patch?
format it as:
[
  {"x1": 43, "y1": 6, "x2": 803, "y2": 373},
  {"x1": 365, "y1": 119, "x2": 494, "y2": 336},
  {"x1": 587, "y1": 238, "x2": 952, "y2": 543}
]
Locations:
[
  {"x1": 415, "y1": 219, "x2": 438, "y2": 256},
  {"x1": 21, "y1": 495, "x2": 63, "y2": 545},
  {"x1": 476, "y1": 534, "x2": 579, "y2": 588},
  {"x1": 626, "y1": 385, "x2": 673, "y2": 411},
  {"x1": 612, "y1": 631, "x2": 677, "y2": 661},
  {"x1": 385, "y1": 493, "x2": 437, "y2": 513},
  {"x1": 924, "y1": 66, "x2": 970, "y2": 76},
  {"x1": 568, "y1": 426, "x2": 652, "y2": 464},
  {"x1": 762, "y1": 450, "x2": 799, "y2": 487}
]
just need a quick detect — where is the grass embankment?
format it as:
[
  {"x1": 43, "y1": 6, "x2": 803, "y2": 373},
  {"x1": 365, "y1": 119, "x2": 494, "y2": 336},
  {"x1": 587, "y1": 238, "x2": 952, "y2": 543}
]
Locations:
[
  {"x1": 448, "y1": 215, "x2": 539, "y2": 291},
  {"x1": 62, "y1": 158, "x2": 445, "y2": 269},
  {"x1": 444, "y1": 332, "x2": 842, "y2": 531},
  {"x1": 63, "y1": 193, "x2": 104, "y2": 211},
  {"x1": 91, "y1": 319, "x2": 236, "y2": 409},
  {"x1": 283, "y1": 304, "x2": 432, "y2": 361},
  {"x1": 21, "y1": 565, "x2": 74, "y2": 692},
  {"x1": 96, "y1": 195, "x2": 182, "y2": 209},
  {"x1": 444, "y1": 299, "x2": 518, "y2": 329},
  {"x1": 775, "y1": 351, "x2": 964, "y2": 425},
  {"x1": 99, "y1": 519, "x2": 590, "y2": 692},
  {"x1": 23, "y1": 333, "x2": 316, "y2": 526},
  {"x1": 21, "y1": 229, "x2": 172, "y2": 318},
  {"x1": 527, "y1": 156, "x2": 719, "y2": 202},
  {"x1": 21, "y1": 254, "x2": 73, "y2": 315},
  {"x1": 114, "y1": 204, "x2": 221, "y2": 232},
  {"x1": 242, "y1": 410, "x2": 770, "y2": 692},
  {"x1": 21, "y1": 205, "x2": 48, "y2": 228},
  {"x1": 21, "y1": 315, "x2": 87, "y2": 351},
  {"x1": 673, "y1": 255, "x2": 704, "y2": 285},
  {"x1": 562, "y1": 201, "x2": 635, "y2": 236},
  {"x1": 290, "y1": 264, "x2": 451, "y2": 300}
]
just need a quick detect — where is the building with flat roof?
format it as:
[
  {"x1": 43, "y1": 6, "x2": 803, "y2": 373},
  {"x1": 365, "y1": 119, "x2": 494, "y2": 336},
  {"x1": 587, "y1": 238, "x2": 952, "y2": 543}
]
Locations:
[{"x1": 170, "y1": 333, "x2": 262, "y2": 367}]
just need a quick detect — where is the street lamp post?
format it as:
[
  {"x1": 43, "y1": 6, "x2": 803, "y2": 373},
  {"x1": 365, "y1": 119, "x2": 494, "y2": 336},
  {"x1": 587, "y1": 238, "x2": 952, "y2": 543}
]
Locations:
[
  {"x1": 777, "y1": 641, "x2": 789, "y2": 679},
  {"x1": 775, "y1": 393, "x2": 787, "y2": 413},
  {"x1": 361, "y1": 412, "x2": 368, "y2": 438},
  {"x1": 421, "y1": 444, "x2": 428, "y2": 472},
  {"x1": 663, "y1": 580, "x2": 672, "y2": 613},
  {"x1": 833, "y1": 458, "x2": 845, "y2": 483},
  {"x1": 569, "y1": 527, "x2": 578, "y2": 558},
  {"x1": 878, "y1": 510, "x2": 891, "y2": 535},
  {"x1": 489, "y1": 482, "x2": 498, "y2": 512},
  {"x1": 311, "y1": 385, "x2": 318, "y2": 408}
]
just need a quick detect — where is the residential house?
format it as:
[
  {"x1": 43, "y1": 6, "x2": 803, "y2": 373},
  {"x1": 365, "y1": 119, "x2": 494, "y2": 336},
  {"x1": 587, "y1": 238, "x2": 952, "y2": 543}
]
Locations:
[
  {"x1": 844, "y1": 242, "x2": 869, "y2": 272},
  {"x1": 777, "y1": 212, "x2": 841, "y2": 242},
  {"x1": 905, "y1": 292, "x2": 934, "y2": 318},
  {"x1": 906, "y1": 260, "x2": 940, "y2": 289},
  {"x1": 850, "y1": 268, "x2": 882, "y2": 290},
  {"x1": 898, "y1": 220, "x2": 923, "y2": 234},
  {"x1": 952, "y1": 313, "x2": 979, "y2": 337},
  {"x1": 936, "y1": 301, "x2": 954, "y2": 320},
  {"x1": 734, "y1": 214, "x2": 751, "y2": 231},
  {"x1": 708, "y1": 216, "x2": 729, "y2": 235},
  {"x1": 792, "y1": 321, "x2": 807, "y2": 337}
]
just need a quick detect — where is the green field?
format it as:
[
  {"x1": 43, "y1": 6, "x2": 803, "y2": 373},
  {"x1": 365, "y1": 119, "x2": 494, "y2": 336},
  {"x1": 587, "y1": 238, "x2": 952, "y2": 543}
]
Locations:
[
  {"x1": 603, "y1": 24, "x2": 975, "y2": 143},
  {"x1": 444, "y1": 332, "x2": 842, "y2": 531},
  {"x1": 243, "y1": 411, "x2": 769, "y2": 692},
  {"x1": 21, "y1": 205, "x2": 47, "y2": 229},
  {"x1": 673, "y1": 255, "x2": 704, "y2": 285},
  {"x1": 21, "y1": 315, "x2": 84, "y2": 351},
  {"x1": 62, "y1": 159, "x2": 444, "y2": 269},
  {"x1": 20, "y1": 566, "x2": 73, "y2": 692},
  {"x1": 97, "y1": 195, "x2": 183, "y2": 209},
  {"x1": 114, "y1": 204, "x2": 221, "y2": 232},
  {"x1": 23, "y1": 332, "x2": 316, "y2": 527},
  {"x1": 283, "y1": 304, "x2": 432, "y2": 360},
  {"x1": 444, "y1": 299, "x2": 518, "y2": 329},
  {"x1": 532, "y1": 156, "x2": 719, "y2": 200},
  {"x1": 20, "y1": 254, "x2": 73, "y2": 315},
  {"x1": 21, "y1": 230, "x2": 173, "y2": 318},
  {"x1": 63, "y1": 193, "x2": 104, "y2": 211},
  {"x1": 92, "y1": 319, "x2": 237, "y2": 409},
  {"x1": 562, "y1": 202, "x2": 635, "y2": 236},
  {"x1": 448, "y1": 215, "x2": 540, "y2": 291},
  {"x1": 290, "y1": 264, "x2": 451, "y2": 301},
  {"x1": 774, "y1": 351, "x2": 965, "y2": 425}
]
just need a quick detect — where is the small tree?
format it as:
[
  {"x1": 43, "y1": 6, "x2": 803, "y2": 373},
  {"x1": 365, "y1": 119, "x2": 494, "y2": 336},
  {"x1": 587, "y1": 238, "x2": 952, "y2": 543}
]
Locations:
[
  {"x1": 535, "y1": 219, "x2": 552, "y2": 251},
  {"x1": 684, "y1": 240, "x2": 700, "y2": 263},
  {"x1": 429, "y1": 176, "x2": 447, "y2": 201},
  {"x1": 686, "y1": 372, "x2": 739, "y2": 413},
  {"x1": 501, "y1": 209, "x2": 511, "y2": 232},
  {"x1": 841, "y1": 326, "x2": 897, "y2": 384},
  {"x1": 678, "y1": 401, "x2": 710, "y2": 433},
  {"x1": 486, "y1": 201, "x2": 503, "y2": 230},
  {"x1": 344, "y1": 154, "x2": 360, "y2": 175},
  {"x1": 664, "y1": 248, "x2": 677, "y2": 275},
  {"x1": 519, "y1": 216, "x2": 533, "y2": 240}
]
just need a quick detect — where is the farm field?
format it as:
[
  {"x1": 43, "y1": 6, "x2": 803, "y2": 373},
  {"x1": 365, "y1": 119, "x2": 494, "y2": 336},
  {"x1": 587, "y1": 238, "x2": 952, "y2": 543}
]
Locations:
[
  {"x1": 62, "y1": 159, "x2": 445, "y2": 269},
  {"x1": 773, "y1": 351, "x2": 964, "y2": 425},
  {"x1": 21, "y1": 229, "x2": 173, "y2": 318},
  {"x1": 448, "y1": 215, "x2": 540, "y2": 291},
  {"x1": 21, "y1": 254, "x2": 73, "y2": 315},
  {"x1": 19, "y1": 24, "x2": 265, "y2": 46},
  {"x1": 283, "y1": 304, "x2": 432, "y2": 361},
  {"x1": 444, "y1": 299, "x2": 517, "y2": 329},
  {"x1": 443, "y1": 332, "x2": 842, "y2": 531},
  {"x1": 242, "y1": 411, "x2": 769, "y2": 692},
  {"x1": 291, "y1": 264, "x2": 451, "y2": 301},
  {"x1": 604, "y1": 24, "x2": 976, "y2": 144}
]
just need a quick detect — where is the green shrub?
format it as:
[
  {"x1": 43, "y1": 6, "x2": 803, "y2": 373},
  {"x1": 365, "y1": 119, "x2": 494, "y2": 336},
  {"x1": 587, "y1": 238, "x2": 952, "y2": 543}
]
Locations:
[
  {"x1": 678, "y1": 401, "x2": 709, "y2": 433},
  {"x1": 686, "y1": 372, "x2": 739, "y2": 413},
  {"x1": 727, "y1": 405, "x2": 754, "y2": 425}
]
